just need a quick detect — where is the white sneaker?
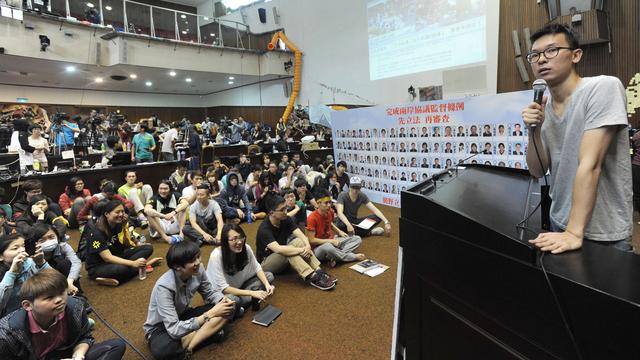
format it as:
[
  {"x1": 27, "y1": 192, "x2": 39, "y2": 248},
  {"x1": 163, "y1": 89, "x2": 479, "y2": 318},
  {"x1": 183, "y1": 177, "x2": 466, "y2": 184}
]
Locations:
[{"x1": 370, "y1": 227, "x2": 385, "y2": 236}]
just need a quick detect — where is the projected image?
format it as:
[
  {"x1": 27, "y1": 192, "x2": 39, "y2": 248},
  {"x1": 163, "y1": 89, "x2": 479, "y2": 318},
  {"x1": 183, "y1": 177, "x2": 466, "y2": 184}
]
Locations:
[{"x1": 367, "y1": 0, "x2": 487, "y2": 80}]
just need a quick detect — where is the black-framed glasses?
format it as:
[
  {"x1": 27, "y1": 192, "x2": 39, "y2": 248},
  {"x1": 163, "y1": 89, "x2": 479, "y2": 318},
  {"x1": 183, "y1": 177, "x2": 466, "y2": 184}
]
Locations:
[{"x1": 526, "y1": 46, "x2": 574, "y2": 63}]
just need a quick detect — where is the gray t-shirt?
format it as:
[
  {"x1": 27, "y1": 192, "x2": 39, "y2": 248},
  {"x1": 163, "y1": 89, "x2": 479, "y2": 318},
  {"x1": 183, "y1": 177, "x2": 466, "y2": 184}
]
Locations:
[
  {"x1": 337, "y1": 191, "x2": 370, "y2": 220},
  {"x1": 189, "y1": 199, "x2": 222, "y2": 220},
  {"x1": 541, "y1": 75, "x2": 632, "y2": 241}
]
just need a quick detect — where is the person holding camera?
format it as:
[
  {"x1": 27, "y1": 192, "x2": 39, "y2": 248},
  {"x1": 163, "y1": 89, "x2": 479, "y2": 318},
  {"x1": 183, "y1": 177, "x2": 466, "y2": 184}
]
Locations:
[{"x1": 51, "y1": 115, "x2": 80, "y2": 152}]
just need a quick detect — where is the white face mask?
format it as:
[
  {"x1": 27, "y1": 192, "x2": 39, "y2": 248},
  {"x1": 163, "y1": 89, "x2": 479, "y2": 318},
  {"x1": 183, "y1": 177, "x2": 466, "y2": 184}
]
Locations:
[{"x1": 40, "y1": 239, "x2": 58, "y2": 252}]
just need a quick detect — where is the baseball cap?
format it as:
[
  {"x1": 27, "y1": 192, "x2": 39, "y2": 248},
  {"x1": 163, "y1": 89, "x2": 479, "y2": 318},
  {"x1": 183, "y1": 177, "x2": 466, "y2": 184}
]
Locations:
[{"x1": 349, "y1": 176, "x2": 362, "y2": 188}]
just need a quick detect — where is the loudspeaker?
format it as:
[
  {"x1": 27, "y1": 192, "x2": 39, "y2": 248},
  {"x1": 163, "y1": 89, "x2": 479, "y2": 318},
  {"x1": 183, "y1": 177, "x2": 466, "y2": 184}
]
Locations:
[
  {"x1": 0, "y1": 48, "x2": 4, "y2": 54},
  {"x1": 118, "y1": 40, "x2": 127, "y2": 63},
  {"x1": 258, "y1": 8, "x2": 267, "y2": 23}
]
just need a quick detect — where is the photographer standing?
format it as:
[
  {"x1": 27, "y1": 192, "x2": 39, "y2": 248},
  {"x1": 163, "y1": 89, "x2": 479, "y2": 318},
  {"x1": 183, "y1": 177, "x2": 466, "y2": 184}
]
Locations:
[{"x1": 51, "y1": 115, "x2": 80, "y2": 153}]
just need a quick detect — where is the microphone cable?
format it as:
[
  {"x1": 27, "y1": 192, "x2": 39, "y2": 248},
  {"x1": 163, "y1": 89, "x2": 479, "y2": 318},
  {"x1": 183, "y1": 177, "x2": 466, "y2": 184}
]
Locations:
[
  {"x1": 528, "y1": 125, "x2": 583, "y2": 360},
  {"x1": 78, "y1": 296, "x2": 151, "y2": 360}
]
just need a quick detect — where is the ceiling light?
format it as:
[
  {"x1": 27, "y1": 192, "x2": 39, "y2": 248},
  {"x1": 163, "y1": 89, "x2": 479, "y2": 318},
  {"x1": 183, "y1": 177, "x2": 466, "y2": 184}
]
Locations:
[
  {"x1": 210, "y1": 33, "x2": 216, "y2": 37},
  {"x1": 105, "y1": 5, "x2": 112, "y2": 11},
  {"x1": 65, "y1": 66, "x2": 76, "y2": 72},
  {"x1": 180, "y1": 14, "x2": 186, "y2": 19},
  {"x1": 129, "y1": 74, "x2": 137, "y2": 79},
  {"x1": 181, "y1": 30, "x2": 187, "y2": 35},
  {"x1": 228, "y1": 76, "x2": 234, "y2": 80},
  {"x1": 95, "y1": 77, "x2": 103, "y2": 83},
  {"x1": 169, "y1": 71, "x2": 176, "y2": 77},
  {"x1": 228, "y1": 81, "x2": 234, "y2": 85},
  {"x1": 185, "y1": 78, "x2": 192, "y2": 82},
  {"x1": 145, "y1": 81, "x2": 152, "y2": 86},
  {"x1": 203, "y1": 17, "x2": 209, "y2": 20},
  {"x1": 86, "y1": 2, "x2": 94, "y2": 8}
]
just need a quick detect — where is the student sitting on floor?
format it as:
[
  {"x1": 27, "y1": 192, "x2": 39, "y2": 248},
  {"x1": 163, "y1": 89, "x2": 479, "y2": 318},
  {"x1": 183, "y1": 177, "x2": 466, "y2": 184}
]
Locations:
[
  {"x1": 205, "y1": 169, "x2": 224, "y2": 197},
  {"x1": 145, "y1": 180, "x2": 189, "y2": 244},
  {"x1": 294, "y1": 178, "x2": 318, "y2": 213},
  {"x1": 253, "y1": 172, "x2": 278, "y2": 220},
  {"x1": 76, "y1": 180, "x2": 134, "y2": 224},
  {"x1": 15, "y1": 194, "x2": 68, "y2": 242},
  {"x1": 183, "y1": 184, "x2": 224, "y2": 246},
  {"x1": 143, "y1": 241, "x2": 235, "y2": 360},
  {"x1": 307, "y1": 189, "x2": 364, "y2": 267},
  {"x1": 0, "y1": 208, "x2": 14, "y2": 237},
  {"x1": 118, "y1": 170, "x2": 153, "y2": 228},
  {"x1": 58, "y1": 177, "x2": 92, "y2": 229},
  {"x1": 28, "y1": 223, "x2": 81, "y2": 295},
  {"x1": 84, "y1": 200, "x2": 161, "y2": 287},
  {"x1": 206, "y1": 223, "x2": 274, "y2": 313},
  {"x1": 335, "y1": 176, "x2": 392, "y2": 237},
  {"x1": 169, "y1": 162, "x2": 189, "y2": 193},
  {"x1": 282, "y1": 188, "x2": 306, "y2": 231},
  {"x1": 0, "y1": 234, "x2": 50, "y2": 317},
  {"x1": 216, "y1": 172, "x2": 255, "y2": 223},
  {"x1": 12, "y1": 179, "x2": 63, "y2": 221},
  {"x1": 0, "y1": 269, "x2": 126, "y2": 360},
  {"x1": 255, "y1": 195, "x2": 336, "y2": 291},
  {"x1": 181, "y1": 171, "x2": 204, "y2": 199}
]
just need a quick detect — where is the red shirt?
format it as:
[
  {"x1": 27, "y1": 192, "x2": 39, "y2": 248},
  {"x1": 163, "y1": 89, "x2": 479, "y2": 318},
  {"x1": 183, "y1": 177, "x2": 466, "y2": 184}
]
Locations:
[
  {"x1": 307, "y1": 208, "x2": 335, "y2": 240},
  {"x1": 29, "y1": 310, "x2": 68, "y2": 359}
]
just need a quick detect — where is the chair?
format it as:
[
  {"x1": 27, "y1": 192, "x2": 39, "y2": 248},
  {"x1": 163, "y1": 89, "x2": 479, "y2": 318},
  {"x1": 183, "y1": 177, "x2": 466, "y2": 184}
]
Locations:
[{"x1": 200, "y1": 145, "x2": 215, "y2": 173}]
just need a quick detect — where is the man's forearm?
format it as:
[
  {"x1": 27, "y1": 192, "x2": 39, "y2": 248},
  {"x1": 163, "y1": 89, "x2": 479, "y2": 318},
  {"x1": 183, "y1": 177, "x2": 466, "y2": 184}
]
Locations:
[
  {"x1": 565, "y1": 165, "x2": 601, "y2": 238},
  {"x1": 526, "y1": 132, "x2": 549, "y2": 178}
]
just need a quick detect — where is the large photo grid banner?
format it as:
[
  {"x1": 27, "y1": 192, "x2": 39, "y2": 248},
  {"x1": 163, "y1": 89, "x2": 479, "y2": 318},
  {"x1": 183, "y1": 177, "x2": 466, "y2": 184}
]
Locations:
[{"x1": 331, "y1": 90, "x2": 533, "y2": 207}]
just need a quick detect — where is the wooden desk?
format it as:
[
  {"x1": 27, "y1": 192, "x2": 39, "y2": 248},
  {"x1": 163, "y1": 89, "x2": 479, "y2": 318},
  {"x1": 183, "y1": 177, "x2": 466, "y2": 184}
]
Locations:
[{"x1": 1, "y1": 161, "x2": 179, "y2": 200}]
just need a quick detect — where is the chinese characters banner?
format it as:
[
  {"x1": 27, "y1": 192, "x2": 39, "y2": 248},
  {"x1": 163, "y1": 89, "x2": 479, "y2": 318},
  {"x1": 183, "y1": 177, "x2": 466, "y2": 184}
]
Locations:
[{"x1": 331, "y1": 90, "x2": 532, "y2": 207}]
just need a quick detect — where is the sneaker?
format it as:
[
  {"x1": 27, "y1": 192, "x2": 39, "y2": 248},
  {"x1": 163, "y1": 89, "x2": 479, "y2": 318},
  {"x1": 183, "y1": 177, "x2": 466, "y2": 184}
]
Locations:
[
  {"x1": 370, "y1": 227, "x2": 385, "y2": 236},
  {"x1": 88, "y1": 317, "x2": 95, "y2": 329},
  {"x1": 140, "y1": 220, "x2": 149, "y2": 229},
  {"x1": 95, "y1": 277, "x2": 119, "y2": 287},
  {"x1": 317, "y1": 268, "x2": 338, "y2": 284},
  {"x1": 308, "y1": 270, "x2": 335, "y2": 290}
]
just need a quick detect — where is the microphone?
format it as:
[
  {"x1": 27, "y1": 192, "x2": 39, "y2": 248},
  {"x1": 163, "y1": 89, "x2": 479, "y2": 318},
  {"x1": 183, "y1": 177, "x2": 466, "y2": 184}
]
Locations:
[{"x1": 531, "y1": 79, "x2": 547, "y2": 128}]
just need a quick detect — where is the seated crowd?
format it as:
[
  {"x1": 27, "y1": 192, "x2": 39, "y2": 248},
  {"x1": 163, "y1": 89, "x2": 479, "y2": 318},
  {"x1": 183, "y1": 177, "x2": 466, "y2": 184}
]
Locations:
[{"x1": 0, "y1": 149, "x2": 392, "y2": 360}]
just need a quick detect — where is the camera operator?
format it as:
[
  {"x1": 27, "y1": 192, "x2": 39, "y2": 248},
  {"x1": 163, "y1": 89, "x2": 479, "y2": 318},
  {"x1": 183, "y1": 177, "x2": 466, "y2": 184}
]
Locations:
[
  {"x1": 51, "y1": 114, "x2": 80, "y2": 152},
  {"x1": 9, "y1": 118, "x2": 34, "y2": 173}
]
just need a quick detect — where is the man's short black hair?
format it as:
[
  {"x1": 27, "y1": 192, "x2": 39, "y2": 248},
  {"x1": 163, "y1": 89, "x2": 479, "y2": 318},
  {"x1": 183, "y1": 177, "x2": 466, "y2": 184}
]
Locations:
[
  {"x1": 167, "y1": 241, "x2": 201, "y2": 269},
  {"x1": 23, "y1": 179, "x2": 43, "y2": 192},
  {"x1": 294, "y1": 178, "x2": 308, "y2": 188},
  {"x1": 314, "y1": 188, "x2": 332, "y2": 200},
  {"x1": 196, "y1": 183, "x2": 210, "y2": 191},
  {"x1": 337, "y1": 161, "x2": 347, "y2": 168},
  {"x1": 140, "y1": 123, "x2": 149, "y2": 131},
  {"x1": 530, "y1": 23, "x2": 579, "y2": 49},
  {"x1": 267, "y1": 195, "x2": 286, "y2": 212}
]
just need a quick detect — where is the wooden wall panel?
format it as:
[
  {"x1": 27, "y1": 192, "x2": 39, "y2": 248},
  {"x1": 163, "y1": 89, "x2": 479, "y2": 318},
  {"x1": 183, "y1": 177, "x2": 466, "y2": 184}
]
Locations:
[{"x1": 497, "y1": 0, "x2": 639, "y2": 127}]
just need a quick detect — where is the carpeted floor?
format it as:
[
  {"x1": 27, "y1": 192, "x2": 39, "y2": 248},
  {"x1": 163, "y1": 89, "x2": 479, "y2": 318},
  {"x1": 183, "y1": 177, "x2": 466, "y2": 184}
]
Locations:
[{"x1": 70, "y1": 205, "x2": 401, "y2": 360}]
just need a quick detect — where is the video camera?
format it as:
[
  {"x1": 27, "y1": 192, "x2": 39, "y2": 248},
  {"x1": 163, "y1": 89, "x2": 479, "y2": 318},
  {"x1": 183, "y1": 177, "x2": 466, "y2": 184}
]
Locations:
[{"x1": 52, "y1": 112, "x2": 69, "y2": 125}]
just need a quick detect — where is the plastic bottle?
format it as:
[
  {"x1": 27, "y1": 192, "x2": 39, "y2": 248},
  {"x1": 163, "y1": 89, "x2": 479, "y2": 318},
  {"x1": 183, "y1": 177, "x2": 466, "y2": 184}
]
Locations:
[
  {"x1": 138, "y1": 234, "x2": 146, "y2": 246},
  {"x1": 138, "y1": 267, "x2": 147, "y2": 280},
  {"x1": 246, "y1": 209, "x2": 253, "y2": 224}
]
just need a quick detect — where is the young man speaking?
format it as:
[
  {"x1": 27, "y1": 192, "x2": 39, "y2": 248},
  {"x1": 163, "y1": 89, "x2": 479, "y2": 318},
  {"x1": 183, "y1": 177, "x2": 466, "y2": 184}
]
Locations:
[{"x1": 522, "y1": 23, "x2": 632, "y2": 253}]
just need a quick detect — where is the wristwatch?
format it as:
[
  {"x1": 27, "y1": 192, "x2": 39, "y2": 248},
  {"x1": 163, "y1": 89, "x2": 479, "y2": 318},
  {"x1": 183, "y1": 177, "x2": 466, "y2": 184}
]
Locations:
[{"x1": 203, "y1": 315, "x2": 211, "y2": 323}]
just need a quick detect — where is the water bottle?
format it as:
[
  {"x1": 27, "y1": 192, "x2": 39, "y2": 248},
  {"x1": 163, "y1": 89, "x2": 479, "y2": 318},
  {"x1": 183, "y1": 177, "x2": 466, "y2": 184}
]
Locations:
[
  {"x1": 138, "y1": 266, "x2": 147, "y2": 280},
  {"x1": 138, "y1": 234, "x2": 146, "y2": 246},
  {"x1": 246, "y1": 209, "x2": 253, "y2": 224}
]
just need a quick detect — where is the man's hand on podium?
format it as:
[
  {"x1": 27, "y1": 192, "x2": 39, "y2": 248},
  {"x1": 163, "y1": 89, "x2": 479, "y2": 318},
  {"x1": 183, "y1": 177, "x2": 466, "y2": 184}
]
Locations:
[{"x1": 528, "y1": 231, "x2": 583, "y2": 254}]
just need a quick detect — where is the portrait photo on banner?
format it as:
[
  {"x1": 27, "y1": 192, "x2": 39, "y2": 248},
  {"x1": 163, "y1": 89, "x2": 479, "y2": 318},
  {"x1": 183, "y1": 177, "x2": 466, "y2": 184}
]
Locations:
[{"x1": 331, "y1": 90, "x2": 533, "y2": 207}]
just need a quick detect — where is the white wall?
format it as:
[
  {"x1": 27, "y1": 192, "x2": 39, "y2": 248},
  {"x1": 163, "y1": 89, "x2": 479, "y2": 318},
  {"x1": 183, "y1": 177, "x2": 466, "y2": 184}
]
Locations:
[
  {"x1": 202, "y1": 78, "x2": 289, "y2": 106},
  {"x1": 212, "y1": 0, "x2": 500, "y2": 106},
  {"x1": 0, "y1": 84, "x2": 205, "y2": 107}
]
